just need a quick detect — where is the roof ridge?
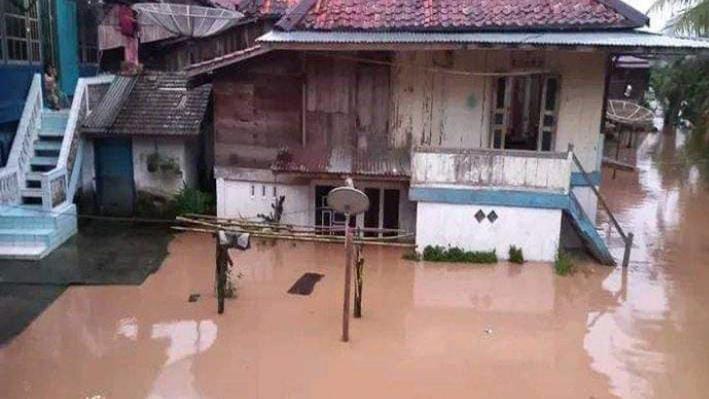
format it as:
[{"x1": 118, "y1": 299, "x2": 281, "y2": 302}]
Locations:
[
  {"x1": 595, "y1": 0, "x2": 649, "y2": 27},
  {"x1": 275, "y1": 0, "x2": 319, "y2": 31}
]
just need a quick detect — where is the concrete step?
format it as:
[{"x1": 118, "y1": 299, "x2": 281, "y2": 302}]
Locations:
[
  {"x1": 0, "y1": 244, "x2": 48, "y2": 259},
  {"x1": 34, "y1": 140, "x2": 62, "y2": 157},
  {"x1": 29, "y1": 156, "x2": 58, "y2": 172},
  {"x1": 38, "y1": 129, "x2": 64, "y2": 138},
  {"x1": 41, "y1": 111, "x2": 69, "y2": 131},
  {"x1": 0, "y1": 204, "x2": 78, "y2": 260},
  {"x1": 21, "y1": 188, "x2": 42, "y2": 198},
  {"x1": 0, "y1": 227, "x2": 54, "y2": 246}
]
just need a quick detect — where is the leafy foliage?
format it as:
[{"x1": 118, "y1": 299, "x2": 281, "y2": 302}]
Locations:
[
  {"x1": 172, "y1": 185, "x2": 215, "y2": 216},
  {"x1": 508, "y1": 245, "x2": 525, "y2": 264},
  {"x1": 258, "y1": 195, "x2": 285, "y2": 224},
  {"x1": 554, "y1": 250, "x2": 575, "y2": 276},
  {"x1": 650, "y1": 0, "x2": 709, "y2": 36},
  {"x1": 422, "y1": 245, "x2": 497, "y2": 264},
  {"x1": 650, "y1": 57, "x2": 709, "y2": 130}
]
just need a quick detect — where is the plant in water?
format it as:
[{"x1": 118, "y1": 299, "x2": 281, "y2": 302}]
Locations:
[
  {"x1": 422, "y1": 245, "x2": 497, "y2": 264},
  {"x1": 402, "y1": 250, "x2": 421, "y2": 261},
  {"x1": 172, "y1": 184, "x2": 215, "y2": 216},
  {"x1": 554, "y1": 250, "x2": 575, "y2": 276},
  {"x1": 508, "y1": 245, "x2": 524, "y2": 264}
]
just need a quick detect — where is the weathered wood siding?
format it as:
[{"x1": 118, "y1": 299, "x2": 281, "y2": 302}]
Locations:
[
  {"x1": 213, "y1": 52, "x2": 304, "y2": 168},
  {"x1": 304, "y1": 54, "x2": 392, "y2": 151},
  {"x1": 412, "y1": 148, "x2": 571, "y2": 193},
  {"x1": 390, "y1": 50, "x2": 606, "y2": 172}
]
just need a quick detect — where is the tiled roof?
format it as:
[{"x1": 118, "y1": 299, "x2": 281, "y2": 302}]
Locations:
[
  {"x1": 82, "y1": 72, "x2": 212, "y2": 137},
  {"x1": 276, "y1": 0, "x2": 648, "y2": 32},
  {"x1": 209, "y1": 0, "x2": 299, "y2": 16},
  {"x1": 272, "y1": 144, "x2": 411, "y2": 178}
]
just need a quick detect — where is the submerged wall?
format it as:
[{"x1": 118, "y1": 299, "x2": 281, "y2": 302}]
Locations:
[{"x1": 415, "y1": 202, "x2": 562, "y2": 262}]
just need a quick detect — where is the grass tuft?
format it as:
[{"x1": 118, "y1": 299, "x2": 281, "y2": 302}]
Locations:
[
  {"x1": 554, "y1": 250, "x2": 575, "y2": 276},
  {"x1": 508, "y1": 245, "x2": 525, "y2": 264},
  {"x1": 402, "y1": 250, "x2": 421, "y2": 261},
  {"x1": 422, "y1": 245, "x2": 497, "y2": 264}
]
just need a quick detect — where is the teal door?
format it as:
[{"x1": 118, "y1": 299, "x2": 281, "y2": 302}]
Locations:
[{"x1": 95, "y1": 138, "x2": 134, "y2": 216}]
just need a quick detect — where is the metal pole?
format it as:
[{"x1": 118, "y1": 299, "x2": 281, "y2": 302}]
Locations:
[
  {"x1": 622, "y1": 232, "x2": 634, "y2": 268},
  {"x1": 342, "y1": 213, "x2": 353, "y2": 342}
]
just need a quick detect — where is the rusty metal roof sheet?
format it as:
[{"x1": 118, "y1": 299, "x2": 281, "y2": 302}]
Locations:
[{"x1": 272, "y1": 145, "x2": 411, "y2": 178}]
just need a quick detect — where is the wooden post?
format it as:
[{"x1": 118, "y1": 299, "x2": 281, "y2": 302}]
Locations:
[
  {"x1": 622, "y1": 232, "x2": 634, "y2": 268},
  {"x1": 342, "y1": 213, "x2": 353, "y2": 342},
  {"x1": 353, "y1": 244, "x2": 364, "y2": 318}
]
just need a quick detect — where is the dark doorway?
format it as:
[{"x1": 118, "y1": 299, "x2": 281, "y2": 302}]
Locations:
[
  {"x1": 363, "y1": 187, "x2": 380, "y2": 237},
  {"x1": 95, "y1": 138, "x2": 135, "y2": 216},
  {"x1": 382, "y1": 189, "x2": 400, "y2": 236},
  {"x1": 315, "y1": 185, "x2": 354, "y2": 235}
]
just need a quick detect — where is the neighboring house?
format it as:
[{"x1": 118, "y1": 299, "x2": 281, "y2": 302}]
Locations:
[
  {"x1": 80, "y1": 72, "x2": 212, "y2": 216},
  {"x1": 0, "y1": 0, "x2": 99, "y2": 163},
  {"x1": 608, "y1": 55, "x2": 651, "y2": 103},
  {"x1": 207, "y1": 0, "x2": 709, "y2": 263}
]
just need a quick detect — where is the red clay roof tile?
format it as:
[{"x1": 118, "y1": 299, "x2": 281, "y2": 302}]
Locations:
[{"x1": 278, "y1": 0, "x2": 647, "y2": 32}]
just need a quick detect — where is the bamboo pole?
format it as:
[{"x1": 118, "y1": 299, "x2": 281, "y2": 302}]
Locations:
[{"x1": 171, "y1": 226, "x2": 416, "y2": 248}]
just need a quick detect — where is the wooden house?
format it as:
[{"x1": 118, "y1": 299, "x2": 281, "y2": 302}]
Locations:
[{"x1": 208, "y1": 0, "x2": 709, "y2": 263}]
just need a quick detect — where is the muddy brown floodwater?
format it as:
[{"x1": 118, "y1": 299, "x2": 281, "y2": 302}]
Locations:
[{"x1": 1, "y1": 132, "x2": 709, "y2": 398}]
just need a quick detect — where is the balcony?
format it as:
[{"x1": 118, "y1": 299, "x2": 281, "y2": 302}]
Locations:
[{"x1": 411, "y1": 147, "x2": 571, "y2": 194}]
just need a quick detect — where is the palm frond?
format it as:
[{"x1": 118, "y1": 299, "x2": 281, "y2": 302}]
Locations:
[
  {"x1": 649, "y1": 0, "x2": 700, "y2": 13},
  {"x1": 666, "y1": 0, "x2": 709, "y2": 36}
]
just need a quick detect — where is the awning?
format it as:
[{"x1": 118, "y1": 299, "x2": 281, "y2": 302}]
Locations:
[{"x1": 258, "y1": 30, "x2": 709, "y2": 54}]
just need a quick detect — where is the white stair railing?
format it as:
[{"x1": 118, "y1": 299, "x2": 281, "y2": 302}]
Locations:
[
  {"x1": 39, "y1": 75, "x2": 114, "y2": 211},
  {"x1": 0, "y1": 74, "x2": 43, "y2": 206}
]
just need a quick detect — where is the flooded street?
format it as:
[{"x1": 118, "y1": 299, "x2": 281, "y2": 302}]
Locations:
[{"x1": 1, "y1": 131, "x2": 709, "y2": 398}]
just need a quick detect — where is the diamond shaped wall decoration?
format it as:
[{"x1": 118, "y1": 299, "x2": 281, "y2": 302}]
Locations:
[
  {"x1": 475, "y1": 209, "x2": 486, "y2": 223},
  {"x1": 487, "y1": 210, "x2": 498, "y2": 223}
]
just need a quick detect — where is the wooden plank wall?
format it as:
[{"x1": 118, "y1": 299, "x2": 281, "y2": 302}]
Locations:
[
  {"x1": 213, "y1": 51, "x2": 396, "y2": 171},
  {"x1": 213, "y1": 52, "x2": 304, "y2": 168},
  {"x1": 304, "y1": 53, "x2": 392, "y2": 152}
]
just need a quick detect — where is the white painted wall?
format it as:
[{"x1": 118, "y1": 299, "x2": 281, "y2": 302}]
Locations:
[
  {"x1": 217, "y1": 175, "x2": 417, "y2": 233},
  {"x1": 415, "y1": 202, "x2": 562, "y2": 262},
  {"x1": 132, "y1": 137, "x2": 198, "y2": 198},
  {"x1": 412, "y1": 149, "x2": 571, "y2": 193},
  {"x1": 217, "y1": 178, "x2": 311, "y2": 226}
]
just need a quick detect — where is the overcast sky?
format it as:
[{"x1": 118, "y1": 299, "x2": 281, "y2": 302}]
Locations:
[{"x1": 623, "y1": 0, "x2": 674, "y2": 32}]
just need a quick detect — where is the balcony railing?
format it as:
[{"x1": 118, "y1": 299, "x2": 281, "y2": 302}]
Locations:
[{"x1": 411, "y1": 147, "x2": 571, "y2": 193}]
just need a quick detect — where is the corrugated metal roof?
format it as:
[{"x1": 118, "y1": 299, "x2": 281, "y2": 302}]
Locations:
[
  {"x1": 82, "y1": 76, "x2": 135, "y2": 133},
  {"x1": 272, "y1": 145, "x2": 411, "y2": 178},
  {"x1": 259, "y1": 30, "x2": 709, "y2": 51}
]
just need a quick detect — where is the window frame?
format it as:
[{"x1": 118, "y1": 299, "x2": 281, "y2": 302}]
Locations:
[
  {"x1": 1, "y1": 0, "x2": 41, "y2": 65},
  {"x1": 488, "y1": 73, "x2": 562, "y2": 152}
]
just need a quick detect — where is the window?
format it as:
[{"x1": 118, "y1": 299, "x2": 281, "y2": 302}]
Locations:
[
  {"x1": 77, "y1": 0, "x2": 98, "y2": 64},
  {"x1": 489, "y1": 75, "x2": 560, "y2": 151},
  {"x1": 3, "y1": 0, "x2": 40, "y2": 63}
]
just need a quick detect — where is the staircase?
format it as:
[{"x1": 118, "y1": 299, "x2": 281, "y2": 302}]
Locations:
[{"x1": 0, "y1": 74, "x2": 114, "y2": 260}]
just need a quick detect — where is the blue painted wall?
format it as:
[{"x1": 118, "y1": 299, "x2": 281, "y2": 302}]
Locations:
[
  {"x1": 55, "y1": 0, "x2": 80, "y2": 95},
  {"x1": 0, "y1": 64, "x2": 42, "y2": 124}
]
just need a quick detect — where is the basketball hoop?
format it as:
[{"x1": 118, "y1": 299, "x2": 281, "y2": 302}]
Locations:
[
  {"x1": 327, "y1": 183, "x2": 369, "y2": 343},
  {"x1": 132, "y1": 3, "x2": 243, "y2": 38}
]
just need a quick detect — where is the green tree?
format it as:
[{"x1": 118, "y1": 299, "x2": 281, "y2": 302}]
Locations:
[
  {"x1": 650, "y1": 57, "x2": 709, "y2": 132},
  {"x1": 650, "y1": 0, "x2": 709, "y2": 36}
]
